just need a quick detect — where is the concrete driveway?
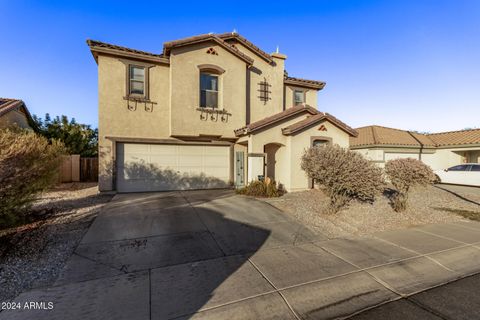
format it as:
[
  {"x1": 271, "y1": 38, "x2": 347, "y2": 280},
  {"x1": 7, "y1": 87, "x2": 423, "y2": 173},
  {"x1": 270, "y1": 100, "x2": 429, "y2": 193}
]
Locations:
[{"x1": 3, "y1": 190, "x2": 480, "y2": 320}]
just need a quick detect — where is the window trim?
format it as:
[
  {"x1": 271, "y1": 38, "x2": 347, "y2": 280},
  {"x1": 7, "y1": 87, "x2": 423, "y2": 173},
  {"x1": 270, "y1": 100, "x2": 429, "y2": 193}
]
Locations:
[
  {"x1": 293, "y1": 88, "x2": 308, "y2": 106},
  {"x1": 198, "y1": 64, "x2": 224, "y2": 109},
  {"x1": 129, "y1": 65, "x2": 146, "y2": 97},
  {"x1": 119, "y1": 59, "x2": 155, "y2": 100},
  {"x1": 311, "y1": 136, "x2": 332, "y2": 148},
  {"x1": 199, "y1": 72, "x2": 220, "y2": 109}
]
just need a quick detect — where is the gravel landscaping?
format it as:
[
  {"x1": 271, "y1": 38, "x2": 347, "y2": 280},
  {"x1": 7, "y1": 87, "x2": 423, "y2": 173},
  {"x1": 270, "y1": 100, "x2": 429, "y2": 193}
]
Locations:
[
  {"x1": 0, "y1": 183, "x2": 112, "y2": 302},
  {"x1": 263, "y1": 185, "x2": 480, "y2": 239}
]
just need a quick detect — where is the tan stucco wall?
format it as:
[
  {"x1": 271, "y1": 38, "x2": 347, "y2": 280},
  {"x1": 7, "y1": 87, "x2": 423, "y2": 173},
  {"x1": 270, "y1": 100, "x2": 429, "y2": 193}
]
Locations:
[
  {"x1": 288, "y1": 121, "x2": 350, "y2": 192},
  {"x1": 244, "y1": 115, "x2": 350, "y2": 192},
  {"x1": 97, "y1": 55, "x2": 170, "y2": 191},
  {"x1": 353, "y1": 146, "x2": 480, "y2": 171},
  {"x1": 95, "y1": 39, "x2": 326, "y2": 192},
  {"x1": 0, "y1": 110, "x2": 31, "y2": 129},
  {"x1": 169, "y1": 42, "x2": 247, "y2": 138},
  {"x1": 284, "y1": 86, "x2": 318, "y2": 109},
  {"x1": 225, "y1": 42, "x2": 285, "y2": 123}
]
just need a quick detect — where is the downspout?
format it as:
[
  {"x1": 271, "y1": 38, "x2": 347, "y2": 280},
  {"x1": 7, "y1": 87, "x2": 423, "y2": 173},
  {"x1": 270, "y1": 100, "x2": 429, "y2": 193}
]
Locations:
[
  {"x1": 246, "y1": 66, "x2": 251, "y2": 125},
  {"x1": 407, "y1": 131, "x2": 424, "y2": 160}
]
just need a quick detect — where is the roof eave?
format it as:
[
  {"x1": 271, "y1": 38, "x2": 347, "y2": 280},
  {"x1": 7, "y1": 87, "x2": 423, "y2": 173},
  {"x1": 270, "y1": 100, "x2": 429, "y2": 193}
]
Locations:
[
  {"x1": 164, "y1": 36, "x2": 254, "y2": 65},
  {"x1": 218, "y1": 33, "x2": 274, "y2": 63},
  {"x1": 284, "y1": 79, "x2": 326, "y2": 90},
  {"x1": 88, "y1": 46, "x2": 170, "y2": 64}
]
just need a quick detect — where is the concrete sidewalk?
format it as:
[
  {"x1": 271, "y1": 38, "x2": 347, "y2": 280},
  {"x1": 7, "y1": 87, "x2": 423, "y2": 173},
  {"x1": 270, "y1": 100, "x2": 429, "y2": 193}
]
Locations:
[
  {"x1": 350, "y1": 273, "x2": 480, "y2": 320},
  {"x1": 2, "y1": 190, "x2": 480, "y2": 320}
]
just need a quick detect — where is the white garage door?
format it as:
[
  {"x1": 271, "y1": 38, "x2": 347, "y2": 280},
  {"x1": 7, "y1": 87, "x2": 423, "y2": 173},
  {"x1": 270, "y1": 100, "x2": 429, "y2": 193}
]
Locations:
[
  {"x1": 384, "y1": 153, "x2": 419, "y2": 161},
  {"x1": 116, "y1": 143, "x2": 231, "y2": 192}
]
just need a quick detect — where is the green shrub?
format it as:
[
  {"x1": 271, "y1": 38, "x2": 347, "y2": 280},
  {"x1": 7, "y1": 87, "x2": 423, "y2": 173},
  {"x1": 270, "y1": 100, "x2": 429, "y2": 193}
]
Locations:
[
  {"x1": 301, "y1": 145, "x2": 385, "y2": 213},
  {"x1": 385, "y1": 158, "x2": 435, "y2": 212},
  {"x1": 0, "y1": 128, "x2": 65, "y2": 228},
  {"x1": 236, "y1": 179, "x2": 281, "y2": 197}
]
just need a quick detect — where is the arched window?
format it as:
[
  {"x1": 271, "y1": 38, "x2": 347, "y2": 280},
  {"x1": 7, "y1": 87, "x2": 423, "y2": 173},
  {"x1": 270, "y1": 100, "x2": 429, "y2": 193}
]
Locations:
[
  {"x1": 198, "y1": 65, "x2": 225, "y2": 109},
  {"x1": 312, "y1": 139, "x2": 329, "y2": 148}
]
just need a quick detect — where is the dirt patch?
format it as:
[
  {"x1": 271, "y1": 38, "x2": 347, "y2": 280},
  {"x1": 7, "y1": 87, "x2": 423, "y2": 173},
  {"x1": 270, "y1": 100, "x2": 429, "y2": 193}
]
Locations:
[
  {"x1": 263, "y1": 185, "x2": 480, "y2": 239},
  {"x1": 0, "y1": 183, "x2": 112, "y2": 301}
]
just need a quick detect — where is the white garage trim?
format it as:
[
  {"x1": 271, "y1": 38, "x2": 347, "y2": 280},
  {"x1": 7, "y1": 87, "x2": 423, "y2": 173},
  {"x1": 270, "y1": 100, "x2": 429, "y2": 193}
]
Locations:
[{"x1": 116, "y1": 143, "x2": 231, "y2": 192}]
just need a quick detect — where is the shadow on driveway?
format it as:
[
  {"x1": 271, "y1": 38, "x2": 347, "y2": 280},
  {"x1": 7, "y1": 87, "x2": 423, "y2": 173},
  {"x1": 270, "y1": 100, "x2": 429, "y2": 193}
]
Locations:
[{"x1": 0, "y1": 191, "x2": 275, "y2": 320}]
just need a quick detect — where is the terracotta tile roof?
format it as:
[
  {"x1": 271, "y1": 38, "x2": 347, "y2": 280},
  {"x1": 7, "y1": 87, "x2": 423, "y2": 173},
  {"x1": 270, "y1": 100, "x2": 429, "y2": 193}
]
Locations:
[
  {"x1": 235, "y1": 104, "x2": 318, "y2": 136},
  {"x1": 217, "y1": 32, "x2": 273, "y2": 63},
  {"x1": 87, "y1": 40, "x2": 164, "y2": 58},
  {"x1": 0, "y1": 98, "x2": 25, "y2": 117},
  {"x1": 427, "y1": 129, "x2": 480, "y2": 146},
  {"x1": 86, "y1": 40, "x2": 169, "y2": 64},
  {"x1": 350, "y1": 125, "x2": 480, "y2": 148},
  {"x1": 284, "y1": 75, "x2": 326, "y2": 90},
  {"x1": 163, "y1": 33, "x2": 254, "y2": 65},
  {"x1": 282, "y1": 113, "x2": 358, "y2": 137}
]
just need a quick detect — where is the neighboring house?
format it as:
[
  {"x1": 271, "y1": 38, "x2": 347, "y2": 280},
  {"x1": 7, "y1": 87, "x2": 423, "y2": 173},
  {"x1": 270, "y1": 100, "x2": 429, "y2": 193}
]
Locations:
[
  {"x1": 350, "y1": 125, "x2": 480, "y2": 170},
  {"x1": 87, "y1": 32, "x2": 357, "y2": 193},
  {"x1": 0, "y1": 98, "x2": 34, "y2": 130}
]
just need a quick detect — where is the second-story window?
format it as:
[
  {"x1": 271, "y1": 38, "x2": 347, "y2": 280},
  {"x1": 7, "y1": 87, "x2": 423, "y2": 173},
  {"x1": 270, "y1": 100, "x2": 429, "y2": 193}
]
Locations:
[
  {"x1": 294, "y1": 89, "x2": 305, "y2": 105},
  {"x1": 200, "y1": 72, "x2": 218, "y2": 108},
  {"x1": 129, "y1": 65, "x2": 145, "y2": 96}
]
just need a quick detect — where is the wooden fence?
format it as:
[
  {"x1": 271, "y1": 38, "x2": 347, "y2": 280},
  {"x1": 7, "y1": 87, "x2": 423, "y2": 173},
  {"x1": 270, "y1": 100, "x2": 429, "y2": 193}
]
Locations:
[
  {"x1": 80, "y1": 157, "x2": 99, "y2": 182},
  {"x1": 58, "y1": 155, "x2": 98, "y2": 182}
]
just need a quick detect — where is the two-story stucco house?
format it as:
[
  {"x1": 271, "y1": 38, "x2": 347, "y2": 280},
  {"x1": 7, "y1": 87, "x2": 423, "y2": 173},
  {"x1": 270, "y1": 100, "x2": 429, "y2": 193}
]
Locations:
[{"x1": 87, "y1": 32, "x2": 357, "y2": 193}]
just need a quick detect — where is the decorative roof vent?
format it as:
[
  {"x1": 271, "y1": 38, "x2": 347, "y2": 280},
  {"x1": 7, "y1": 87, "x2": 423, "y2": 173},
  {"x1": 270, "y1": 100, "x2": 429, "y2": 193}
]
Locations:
[{"x1": 206, "y1": 47, "x2": 218, "y2": 55}]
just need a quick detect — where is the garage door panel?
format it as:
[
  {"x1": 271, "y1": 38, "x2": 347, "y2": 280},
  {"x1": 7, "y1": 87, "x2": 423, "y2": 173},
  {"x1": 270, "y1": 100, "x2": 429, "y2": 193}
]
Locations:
[
  {"x1": 122, "y1": 143, "x2": 150, "y2": 154},
  {"x1": 150, "y1": 155, "x2": 177, "y2": 167},
  {"x1": 117, "y1": 143, "x2": 230, "y2": 192},
  {"x1": 207, "y1": 146, "x2": 230, "y2": 156},
  {"x1": 205, "y1": 156, "x2": 229, "y2": 167}
]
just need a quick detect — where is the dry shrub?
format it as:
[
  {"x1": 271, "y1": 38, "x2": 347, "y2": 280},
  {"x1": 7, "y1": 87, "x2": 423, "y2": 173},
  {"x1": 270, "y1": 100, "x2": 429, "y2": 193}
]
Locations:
[
  {"x1": 385, "y1": 158, "x2": 436, "y2": 212},
  {"x1": 301, "y1": 145, "x2": 385, "y2": 213},
  {"x1": 236, "y1": 179, "x2": 281, "y2": 197},
  {"x1": 0, "y1": 128, "x2": 65, "y2": 227}
]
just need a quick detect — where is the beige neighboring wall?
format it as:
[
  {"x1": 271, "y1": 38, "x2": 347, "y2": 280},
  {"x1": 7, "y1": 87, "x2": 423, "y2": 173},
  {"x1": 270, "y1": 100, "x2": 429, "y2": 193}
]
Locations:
[
  {"x1": 353, "y1": 146, "x2": 480, "y2": 170},
  {"x1": 97, "y1": 55, "x2": 170, "y2": 191},
  {"x1": 284, "y1": 86, "x2": 318, "y2": 109},
  {"x1": 169, "y1": 42, "x2": 247, "y2": 138},
  {"x1": 0, "y1": 110, "x2": 31, "y2": 129}
]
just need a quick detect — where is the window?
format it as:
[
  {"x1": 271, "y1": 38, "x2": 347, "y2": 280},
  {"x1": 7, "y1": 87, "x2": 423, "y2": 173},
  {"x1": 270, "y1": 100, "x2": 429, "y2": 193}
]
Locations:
[
  {"x1": 448, "y1": 165, "x2": 469, "y2": 171},
  {"x1": 469, "y1": 165, "x2": 480, "y2": 172},
  {"x1": 200, "y1": 73, "x2": 218, "y2": 108},
  {"x1": 294, "y1": 90, "x2": 305, "y2": 105},
  {"x1": 129, "y1": 66, "x2": 145, "y2": 96},
  {"x1": 313, "y1": 139, "x2": 328, "y2": 148}
]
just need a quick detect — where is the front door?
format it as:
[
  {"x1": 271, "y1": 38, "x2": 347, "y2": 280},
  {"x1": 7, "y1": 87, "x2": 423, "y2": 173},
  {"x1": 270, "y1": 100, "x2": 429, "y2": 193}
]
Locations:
[{"x1": 235, "y1": 151, "x2": 245, "y2": 187}]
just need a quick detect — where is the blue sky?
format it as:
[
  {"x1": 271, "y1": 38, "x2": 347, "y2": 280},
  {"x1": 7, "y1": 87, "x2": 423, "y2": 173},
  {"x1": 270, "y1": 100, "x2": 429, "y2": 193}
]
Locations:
[{"x1": 1, "y1": 0, "x2": 479, "y2": 132}]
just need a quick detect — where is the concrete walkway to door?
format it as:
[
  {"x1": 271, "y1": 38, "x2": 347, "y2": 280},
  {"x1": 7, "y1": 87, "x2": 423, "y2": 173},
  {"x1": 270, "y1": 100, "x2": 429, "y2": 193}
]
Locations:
[{"x1": 3, "y1": 190, "x2": 480, "y2": 320}]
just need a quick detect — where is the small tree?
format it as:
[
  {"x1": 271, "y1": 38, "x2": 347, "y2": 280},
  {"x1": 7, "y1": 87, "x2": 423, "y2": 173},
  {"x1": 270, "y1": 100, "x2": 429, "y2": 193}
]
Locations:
[
  {"x1": 32, "y1": 114, "x2": 98, "y2": 157},
  {"x1": 0, "y1": 128, "x2": 65, "y2": 227},
  {"x1": 384, "y1": 158, "x2": 436, "y2": 212},
  {"x1": 301, "y1": 145, "x2": 385, "y2": 213}
]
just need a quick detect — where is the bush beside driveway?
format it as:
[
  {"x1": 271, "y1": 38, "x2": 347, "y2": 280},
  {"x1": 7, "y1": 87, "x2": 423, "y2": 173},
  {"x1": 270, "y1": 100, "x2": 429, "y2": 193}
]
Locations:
[
  {"x1": 263, "y1": 185, "x2": 480, "y2": 239},
  {"x1": 0, "y1": 183, "x2": 112, "y2": 302}
]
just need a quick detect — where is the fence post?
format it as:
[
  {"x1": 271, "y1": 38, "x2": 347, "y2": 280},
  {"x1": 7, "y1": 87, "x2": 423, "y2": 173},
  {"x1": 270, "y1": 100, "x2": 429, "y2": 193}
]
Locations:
[{"x1": 71, "y1": 154, "x2": 80, "y2": 182}]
